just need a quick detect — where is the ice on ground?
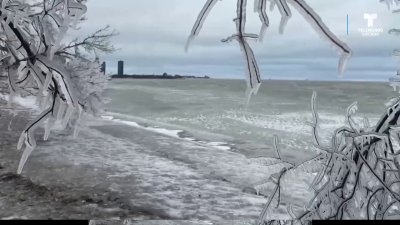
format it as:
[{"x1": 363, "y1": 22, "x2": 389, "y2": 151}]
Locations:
[
  {"x1": 1, "y1": 94, "x2": 319, "y2": 220},
  {"x1": 2, "y1": 115, "x2": 317, "y2": 220}
]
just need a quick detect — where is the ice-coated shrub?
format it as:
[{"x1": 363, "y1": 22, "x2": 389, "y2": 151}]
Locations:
[{"x1": 0, "y1": 0, "x2": 114, "y2": 174}]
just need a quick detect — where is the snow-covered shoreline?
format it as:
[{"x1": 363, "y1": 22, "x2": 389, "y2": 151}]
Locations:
[{"x1": 0, "y1": 94, "x2": 318, "y2": 221}]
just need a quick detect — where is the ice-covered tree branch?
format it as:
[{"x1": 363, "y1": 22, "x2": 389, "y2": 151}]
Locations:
[
  {"x1": 0, "y1": 0, "x2": 112, "y2": 174},
  {"x1": 258, "y1": 91, "x2": 400, "y2": 221},
  {"x1": 58, "y1": 25, "x2": 118, "y2": 58},
  {"x1": 185, "y1": 0, "x2": 400, "y2": 222},
  {"x1": 186, "y1": 0, "x2": 352, "y2": 100}
]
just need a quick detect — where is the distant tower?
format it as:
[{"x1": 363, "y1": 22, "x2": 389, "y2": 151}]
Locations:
[
  {"x1": 118, "y1": 60, "x2": 124, "y2": 76},
  {"x1": 101, "y1": 61, "x2": 106, "y2": 74}
]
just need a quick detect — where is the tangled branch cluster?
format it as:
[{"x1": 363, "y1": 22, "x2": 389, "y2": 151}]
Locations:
[
  {"x1": 0, "y1": 0, "x2": 112, "y2": 174},
  {"x1": 258, "y1": 2, "x2": 400, "y2": 223},
  {"x1": 258, "y1": 92, "x2": 400, "y2": 223}
]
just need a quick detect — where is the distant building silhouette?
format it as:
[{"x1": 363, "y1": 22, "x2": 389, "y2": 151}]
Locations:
[
  {"x1": 118, "y1": 60, "x2": 124, "y2": 76},
  {"x1": 101, "y1": 62, "x2": 106, "y2": 74}
]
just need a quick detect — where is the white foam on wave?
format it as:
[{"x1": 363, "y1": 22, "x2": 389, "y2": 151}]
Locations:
[
  {"x1": 101, "y1": 115, "x2": 182, "y2": 138},
  {"x1": 101, "y1": 115, "x2": 114, "y2": 120},
  {"x1": 222, "y1": 110, "x2": 321, "y2": 134},
  {"x1": 198, "y1": 141, "x2": 231, "y2": 151},
  {"x1": 101, "y1": 114, "x2": 232, "y2": 151},
  {"x1": 224, "y1": 110, "x2": 380, "y2": 136},
  {"x1": 0, "y1": 93, "x2": 39, "y2": 111},
  {"x1": 207, "y1": 142, "x2": 231, "y2": 151}
]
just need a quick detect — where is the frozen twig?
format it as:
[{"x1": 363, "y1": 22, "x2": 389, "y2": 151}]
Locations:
[
  {"x1": 187, "y1": 0, "x2": 352, "y2": 102},
  {"x1": 0, "y1": 0, "x2": 110, "y2": 174}
]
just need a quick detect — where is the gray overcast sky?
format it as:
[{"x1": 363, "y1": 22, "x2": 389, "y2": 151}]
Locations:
[{"x1": 68, "y1": 0, "x2": 399, "y2": 81}]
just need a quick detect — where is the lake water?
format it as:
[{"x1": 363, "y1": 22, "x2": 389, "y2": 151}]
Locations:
[{"x1": 104, "y1": 79, "x2": 396, "y2": 164}]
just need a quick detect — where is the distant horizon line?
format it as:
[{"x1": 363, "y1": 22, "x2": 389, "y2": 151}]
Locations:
[{"x1": 105, "y1": 74, "x2": 392, "y2": 83}]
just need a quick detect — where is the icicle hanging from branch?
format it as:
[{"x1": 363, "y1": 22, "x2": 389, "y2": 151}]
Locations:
[
  {"x1": 0, "y1": 0, "x2": 111, "y2": 174},
  {"x1": 186, "y1": 0, "x2": 352, "y2": 101}
]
